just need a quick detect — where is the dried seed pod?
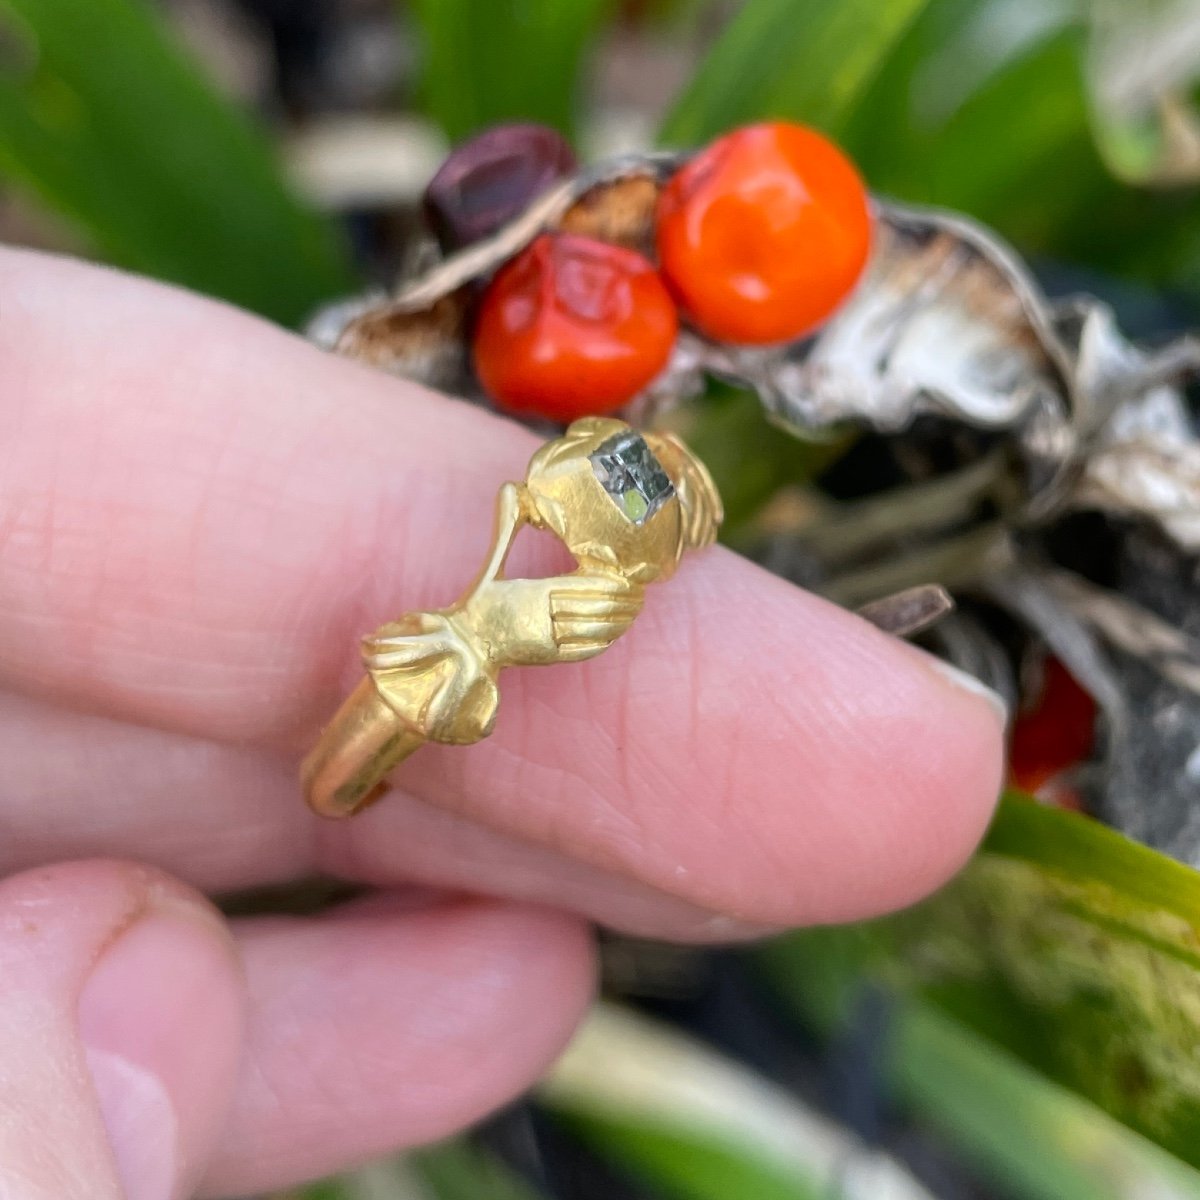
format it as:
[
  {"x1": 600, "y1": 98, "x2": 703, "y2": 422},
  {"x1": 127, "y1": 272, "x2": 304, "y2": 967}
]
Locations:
[
  {"x1": 334, "y1": 291, "x2": 469, "y2": 386},
  {"x1": 309, "y1": 147, "x2": 1200, "y2": 553},
  {"x1": 313, "y1": 155, "x2": 680, "y2": 389}
]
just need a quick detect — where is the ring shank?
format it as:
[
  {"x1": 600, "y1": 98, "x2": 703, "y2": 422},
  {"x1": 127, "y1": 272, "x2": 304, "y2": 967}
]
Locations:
[{"x1": 301, "y1": 679, "x2": 426, "y2": 817}]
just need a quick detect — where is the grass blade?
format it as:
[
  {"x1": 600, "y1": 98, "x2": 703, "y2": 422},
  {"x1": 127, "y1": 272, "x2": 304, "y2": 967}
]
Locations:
[
  {"x1": 541, "y1": 1003, "x2": 936, "y2": 1200},
  {"x1": 407, "y1": 0, "x2": 610, "y2": 143},
  {"x1": 760, "y1": 795, "x2": 1200, "y2": 1183},
  {"x1": 660, "y1": 0, "x2": 931, "y2": 147},
  {"x1": 410, "y1": 1141, "x2": 546, "y2": 1200},
  {"x1": 283, "y1": 1144, "x2": 546, "y2": 1200},
  {"x1": 763, "y1": 929, "x2": 1200, "y2": 1200}
]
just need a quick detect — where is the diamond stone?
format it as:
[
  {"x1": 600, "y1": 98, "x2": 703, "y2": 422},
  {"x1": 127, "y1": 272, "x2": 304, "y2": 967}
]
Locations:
[{"x1": 589, "y1": 432, "x2": 674, "y2": 525}]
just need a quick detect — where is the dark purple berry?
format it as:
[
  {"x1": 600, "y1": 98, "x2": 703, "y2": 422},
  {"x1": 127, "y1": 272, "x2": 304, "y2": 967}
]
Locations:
[{"x1": 423, "y1": 123, "x2": 577, "y2": 251}]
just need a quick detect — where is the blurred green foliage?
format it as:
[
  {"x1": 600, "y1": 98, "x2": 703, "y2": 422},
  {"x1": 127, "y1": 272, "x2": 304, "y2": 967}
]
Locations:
[
  {"x1": 762, "y1": 797, "x2": 1200, "y2": 1195},
  {"x1": 661, "y1": 0, "x2": 931, "y2": 145},
  {"x1": 406, "y1": 0, "x2": 610, "y2": 144},
  {"x1": 559, "y1": 1113, "x2": 821, "y2": 1200},
  {"x1": 0, "y1": 0, "x2": 354, "y2": 324},
  {"x1": 411, "y1": 1141, "x2": 548, "y2": 1200},
  {"x1": 296, "y1": 1142, "x2": 549, "y2": 1200},
  {"x1": 672, "y1": 385, "x2": 846, "y2": 534},
  {"x1": 3, "y1": 0, "x2": 1196, "y2": 322}
]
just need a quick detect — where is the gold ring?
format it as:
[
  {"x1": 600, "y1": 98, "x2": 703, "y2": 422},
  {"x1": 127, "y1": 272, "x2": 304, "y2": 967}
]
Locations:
[{"x1": 302, "y1": 417, "x2": 723, "y2": 817}]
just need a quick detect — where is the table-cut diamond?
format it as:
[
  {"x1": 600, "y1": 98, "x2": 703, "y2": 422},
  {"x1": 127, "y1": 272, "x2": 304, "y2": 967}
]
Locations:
[{"x1": 589, "y1": 431, "x2": 674, "y2": 525}]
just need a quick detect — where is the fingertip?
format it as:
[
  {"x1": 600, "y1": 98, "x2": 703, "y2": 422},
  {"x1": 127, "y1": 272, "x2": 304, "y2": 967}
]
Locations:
[
  {"x1": 204, "y1": 895, "x2": 594, "y2": 1194},
  {"x1": 80, "y1": 899, "x2": 246, "y2": 1200},
  {"x1": 0, "y1": 858, "x2": 245, "y2": 1200},
  {"x1": 812, "y1": 637, "x2": 1007, "y2": 921},
  {"x1": 552, "y1": 561, "x2": 1005, "y2": 929},
  {"x1": 711, "y1": 591, "x2": 1007, "y2": 926}
]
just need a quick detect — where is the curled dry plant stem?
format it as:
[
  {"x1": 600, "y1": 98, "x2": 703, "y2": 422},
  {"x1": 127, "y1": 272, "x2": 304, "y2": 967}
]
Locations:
[
  {"x1": 798, "y1": 454, "x2": 1009, "y2": 568},
  {"x1": 825, "y1": 525, "x2": 1014, "y2": 610}
]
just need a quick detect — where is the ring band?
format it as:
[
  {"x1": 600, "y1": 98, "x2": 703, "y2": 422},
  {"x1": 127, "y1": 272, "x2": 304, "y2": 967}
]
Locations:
[{"x1": 302, "y1": 417, "x2": 723, "y2": 817}]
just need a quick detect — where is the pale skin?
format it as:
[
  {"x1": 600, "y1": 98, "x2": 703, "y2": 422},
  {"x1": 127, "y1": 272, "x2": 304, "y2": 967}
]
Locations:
[{"x1": 0, "y1": 247, "x2": 1005, "y2": 1200}]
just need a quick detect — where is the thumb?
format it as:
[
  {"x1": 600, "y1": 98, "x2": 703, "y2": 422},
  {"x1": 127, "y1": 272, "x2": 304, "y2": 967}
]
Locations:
[{"x1": 0, "y1": 860, "x2": 245, "y2": 1200}]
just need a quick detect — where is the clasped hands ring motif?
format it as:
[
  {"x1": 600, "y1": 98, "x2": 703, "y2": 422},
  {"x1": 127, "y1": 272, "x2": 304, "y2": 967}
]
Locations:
[{"x1": 302, "y1": 417, "x2": 722, "y2": 818}]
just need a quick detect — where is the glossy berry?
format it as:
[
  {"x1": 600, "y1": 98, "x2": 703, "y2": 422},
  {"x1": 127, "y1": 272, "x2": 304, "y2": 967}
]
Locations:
[
  {"x1": 473, "y1": 233, "x2": 677, "y2": 421},
  {"x1": 1009, "y1": 656, "x2": 1096, "y2": 797},
  {"x1": 656, "y1": 121, "x2": 871, "y2": 344},
  {"x1": 424, "y1": 123, "x2": 577, "y2": 251}
]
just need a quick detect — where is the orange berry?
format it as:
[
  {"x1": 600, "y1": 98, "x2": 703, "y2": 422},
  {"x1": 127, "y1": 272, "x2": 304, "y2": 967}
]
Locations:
[
  {"x1": 656, "y1": 121, "x2": 872, "y2": 344},
  {"x1": 473, "y1": 233, "x2": 678, "y2": 421}
]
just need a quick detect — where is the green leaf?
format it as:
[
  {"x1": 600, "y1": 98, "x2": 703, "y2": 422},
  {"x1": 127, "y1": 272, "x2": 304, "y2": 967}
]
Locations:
[
  {"x1": 289, "y1": 1144, "x2": 547, "y2": 1200},
  {"x1": 660, "y1": 0, "x2": 932, "y2": 147},
  {"x1": 901, "y1": 30, "x2": 1097, "y2": 232},
  {"x1": 760, "y1": 795, "x2": 1200, "y2": 1190},
  {"x1": 0, "y1": 0, "x2": 354, "y2": 324},
  {"x1": 894, "y1": 985, "x2": 1200, "y2": 1200},
  {"x1": 838, "y1": 6, "x2": 1200, "y2": 312},
  {"x1": 559, "y1": 1111, "x2": 821, "y2": 1200},
  {"x1": 836, "y1": 15, "x2": 1103, "y2": 242},
  {"x1": 411, "y1": 1141, "x2": 547, "y2": 1200},
  {"x1": 407, "y1": 0, "x2": 610, "y2": 143},
  {"x1": 541, "y1": 1004, "x2": 927, "y2": 1200},
  {"x1": 288, "y1": 1181, "x2": 354, "y2": 1200}
]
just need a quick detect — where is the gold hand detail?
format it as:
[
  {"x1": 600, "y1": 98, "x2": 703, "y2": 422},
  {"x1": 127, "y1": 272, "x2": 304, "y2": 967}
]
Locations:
[{"x1": 302, "y1": 417, "x2": 722, "y2": 817}]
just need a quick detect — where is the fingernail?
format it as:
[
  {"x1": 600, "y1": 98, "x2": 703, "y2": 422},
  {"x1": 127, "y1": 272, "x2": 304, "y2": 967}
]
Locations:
[
  {"x1": 79, "y1": 905, "x2": 242, "y2": 1200},
  {"x1": 924, "y1": 654, "x2": 1009, "y2": 728}
]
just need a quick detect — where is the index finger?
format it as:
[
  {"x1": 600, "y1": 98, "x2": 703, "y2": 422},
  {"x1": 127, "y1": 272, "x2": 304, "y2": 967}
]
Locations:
[{"x1": 0, "y1": 247, "x2": 1004, "y2": 926}]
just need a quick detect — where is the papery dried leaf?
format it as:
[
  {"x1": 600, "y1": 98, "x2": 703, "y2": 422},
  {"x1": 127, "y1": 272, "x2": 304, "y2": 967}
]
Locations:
[
  {"x1": 1094, "y1": 527, "x2": 1200, "y2": 861},
  {"x1": 1046, "y1": 298, "x2": 1200, "y2": 430},
  {"x1": 306, "y1": 292, "x2": 386, "y2": 353},
  {"x1": 1077, "y1": 434, "x2": 1200, "y2": 549},
  {"x1": 312, "y1": 184, "x2": 1083, "y2": 459},
  {"x1": 926, "y1": 609, "x2": 1019, "y2": 713},
  {"x1": 744, "y1": 204, "x2": 1071, "y2": 436},
  {"x1": 982, "y1": 564, "x2": 1129, "y2": 745},
  {"x1": 557, "y1": 172, "x2": 660, "y2": 251},
  {"x1": 543, "y1": 1003, "x2": 940, "y2": 1200},
  {"x1": 1061, "y1": 329, "x2": 1200, "y2": 548},
  {"x1": 1046, "y1": 567, "x2": 1200, "y2": 696}
]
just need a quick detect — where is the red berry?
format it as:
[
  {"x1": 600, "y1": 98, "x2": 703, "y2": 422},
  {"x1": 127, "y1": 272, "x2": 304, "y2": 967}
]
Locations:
[
  {"x1": 656, "y1": 121, "x2": 872, "y2": 344},
  {"x1": 473, "y1": 233, "x2": 678, "y2": 421},
  {"x1": 1009, "y1": 657, "x2": 1097, "y2": 795}
]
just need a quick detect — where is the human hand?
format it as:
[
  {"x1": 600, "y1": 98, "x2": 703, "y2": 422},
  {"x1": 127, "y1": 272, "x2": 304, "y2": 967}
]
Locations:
[{"x1": 0, "y1": 247, "x2": 1004, "y2": 1199}]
